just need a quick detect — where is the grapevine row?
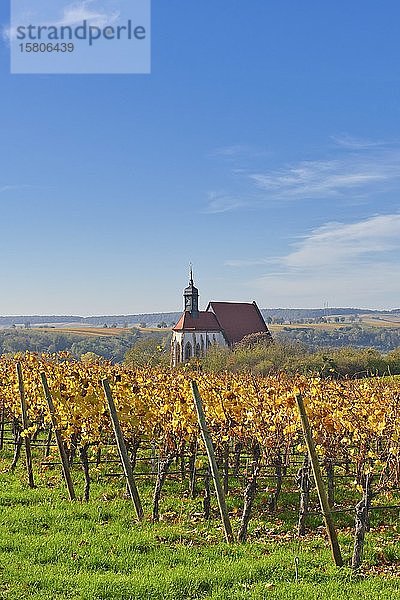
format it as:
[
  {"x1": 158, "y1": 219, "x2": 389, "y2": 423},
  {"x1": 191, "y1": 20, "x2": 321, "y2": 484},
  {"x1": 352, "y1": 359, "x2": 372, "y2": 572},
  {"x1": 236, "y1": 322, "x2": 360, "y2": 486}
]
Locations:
[{"x1": 0, "y1": 352, "x2": 399, "y2": 489}]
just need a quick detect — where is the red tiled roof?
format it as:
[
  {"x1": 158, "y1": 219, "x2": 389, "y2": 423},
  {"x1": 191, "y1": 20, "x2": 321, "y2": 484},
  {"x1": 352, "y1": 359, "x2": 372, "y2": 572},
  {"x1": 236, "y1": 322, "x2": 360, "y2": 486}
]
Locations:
[
  {"x1": 173, "y1": 311, "x2": 222, "y2": 332},
  {"x1": 207, "y1": 301, "x2": 269, "y2": 345}
]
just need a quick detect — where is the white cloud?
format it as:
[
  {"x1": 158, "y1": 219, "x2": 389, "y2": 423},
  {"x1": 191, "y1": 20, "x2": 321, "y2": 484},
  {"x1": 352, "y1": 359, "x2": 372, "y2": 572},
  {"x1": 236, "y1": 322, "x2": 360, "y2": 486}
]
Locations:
[
  {"x1": 282, "y1": 214, "x2": 400, "y2": 268},
  {"x1": 226, "y1": 214, "x2": 400, "y2": 271},
  {"x1": 209, "y1": 144, "x2": 269, "y2": 160},
  {"x1": 330, "y1": 133, "x2": 388, "y2": 150},
  {"x1": 0, "y1": 184, "x2": 35, "y2": 194},
  {"x1": 250, "y1": 151, "x2": 400, "y2": 201},
  {"x1": 2, "y1": 26, "x2": 12, "y2": 43},
  {"x1": 3, "y1": 1, "x2": 120, "y2": 41},
  {"x1": 252, "y1": 262, "x2": 400, "y2": 309},
  {"x1": 205, "y1": 136, "x2": 400, "y2": 213},
  {"x1": 54, "y1": 0, "x2": 120, "y2": 28},
  {"x1": 228, "y1": 213, "x2": 400, "y2": 308}
]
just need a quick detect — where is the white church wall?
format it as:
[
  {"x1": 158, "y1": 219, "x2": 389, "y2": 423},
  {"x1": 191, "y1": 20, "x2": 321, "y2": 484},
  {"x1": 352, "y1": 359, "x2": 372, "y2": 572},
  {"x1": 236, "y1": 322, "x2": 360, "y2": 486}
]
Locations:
[{"x1": 171, "y1": 330, "x2": 228, "y2": 366}]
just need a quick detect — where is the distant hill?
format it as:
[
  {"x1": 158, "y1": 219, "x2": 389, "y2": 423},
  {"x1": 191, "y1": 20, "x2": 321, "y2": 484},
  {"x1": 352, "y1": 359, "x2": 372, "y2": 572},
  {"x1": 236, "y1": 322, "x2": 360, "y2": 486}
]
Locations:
[
  {"x1": 0, "y1": 307, "x2": 399, "y2": 328},
  {"x1": 0, "y1": 313, "x2": 180, "y2": 328}
]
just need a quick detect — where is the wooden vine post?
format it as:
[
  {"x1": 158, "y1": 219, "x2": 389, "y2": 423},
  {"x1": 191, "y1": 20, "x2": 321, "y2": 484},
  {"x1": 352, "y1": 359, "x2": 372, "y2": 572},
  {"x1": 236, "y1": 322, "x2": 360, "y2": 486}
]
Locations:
[
  {"x1": 102, "y1": 378, "x2": 143, "y2": 521},
  {"x1": 296, "y1": 393, "x2": 343, "y2": 567},
  {"x1": 40, "y1": 372, "x2": 76, "y2": 501},
  {"x1": 16, "y1": 363, "x2": 35, "y2": 488},
  {"x1": 0, "y1": 400, "x2": 5, "y2": 450},
  {"x1": 191, "y1": 381, "x2": 234, "y2": 543}
]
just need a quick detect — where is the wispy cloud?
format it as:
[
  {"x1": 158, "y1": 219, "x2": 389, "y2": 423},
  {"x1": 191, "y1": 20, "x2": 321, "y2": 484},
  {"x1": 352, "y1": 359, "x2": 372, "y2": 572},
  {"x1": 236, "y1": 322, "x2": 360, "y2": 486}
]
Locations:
[
  {"x1": 210, "y1": 145, "x2": 251, "y2": 158},
  {"x1": 281, "y1": 213, "x2": 400, "y2": 268},
  {"x1": 225, "y1": 258, "x2": 272, "y2": 268},
  {"x1": 204, "y1": 192, "x2": 250, "y2": 214},
  {"x1": 208, "y1": 144, "x2": 270, "y2": 163},
  {"x1": 3, "y1": 0, "x2": 120, "y2": 42},
  {"x1": 205, "y1": 136, "x2": 400, "y2": 213},
  {"x1": 54, "y1": 0, "x2": 120, "y2": 28},
  {"x1": 0, "y1": 186, "x2": 14, "y2": 194},
  {"x1": 0, "y1": 184, "x2": 35, "y2": 194},
  {"x1": 227, "y1": 214, "x2": 400, "y2": 270},
  {"x1": 250, "y1": 151, "x2": 400, "y2": 201},
  {"x1": 330, "y1": 133, "x2": 388, "y2": 150},
  {"x1": 252, "y1": 262, "x2": 400, "y2": 309}
]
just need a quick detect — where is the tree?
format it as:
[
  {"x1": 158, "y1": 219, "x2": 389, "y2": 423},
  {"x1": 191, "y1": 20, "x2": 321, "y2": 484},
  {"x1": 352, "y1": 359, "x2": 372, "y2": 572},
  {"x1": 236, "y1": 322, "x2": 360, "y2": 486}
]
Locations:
[
  {"x1": 235, "y1": 331, "x2": 273, "y2": 349},
  {"x1": 81, "y1": 352, "x2": 108, "y2": 365},
  {"x1": 125, "y1": 337, "x2": 171, "y2": 367}
]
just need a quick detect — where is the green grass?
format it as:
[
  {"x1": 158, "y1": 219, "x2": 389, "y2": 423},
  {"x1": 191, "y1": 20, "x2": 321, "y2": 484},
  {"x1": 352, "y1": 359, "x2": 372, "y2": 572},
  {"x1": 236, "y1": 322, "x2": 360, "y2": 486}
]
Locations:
[{"x1": 1, "y1": 454, "x2": 400, "y2": 600}]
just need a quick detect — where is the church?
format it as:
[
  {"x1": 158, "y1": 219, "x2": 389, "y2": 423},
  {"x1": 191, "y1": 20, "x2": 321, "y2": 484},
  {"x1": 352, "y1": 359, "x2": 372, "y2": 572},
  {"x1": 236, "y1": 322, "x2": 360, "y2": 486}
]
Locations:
[{"x1": 171, "y1": 272, "x2": 272, "y2": 366}]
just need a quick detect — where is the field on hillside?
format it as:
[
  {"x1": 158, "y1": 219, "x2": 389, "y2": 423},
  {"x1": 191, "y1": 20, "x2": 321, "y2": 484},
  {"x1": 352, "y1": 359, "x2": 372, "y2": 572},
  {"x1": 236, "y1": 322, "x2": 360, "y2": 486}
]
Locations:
[
  {"x1": 34, "y1": 325, "x2": 170, "y2": 337},
  {"x1": 27, "y1": 311, "x2": 400, "y2": 338},
  {"x1": 37, "y1": 326, "x2": 133, "y2": 337},
  {"x1": 44, "y1": 319, "x2": 400, "y2": 334},
  {"x1": 51, "y1": 319, "x2": 400, "y2": 337},
  {"x1": 360, "y1": 317, "x2": 400, "y2": 327},
  {"x1": 270, "y1": 316, "x2": 400, "y2": 332}
]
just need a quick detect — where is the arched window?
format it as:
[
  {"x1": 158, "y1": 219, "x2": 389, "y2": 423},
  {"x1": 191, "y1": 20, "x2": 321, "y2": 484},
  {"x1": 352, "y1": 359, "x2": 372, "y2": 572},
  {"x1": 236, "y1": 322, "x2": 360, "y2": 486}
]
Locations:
[
  {"x1": 195, "y1": 343, "x2": 201, "y2": 357},
  {"x1": 185, "y1": 342, "x2": 192, "y2": 360}
]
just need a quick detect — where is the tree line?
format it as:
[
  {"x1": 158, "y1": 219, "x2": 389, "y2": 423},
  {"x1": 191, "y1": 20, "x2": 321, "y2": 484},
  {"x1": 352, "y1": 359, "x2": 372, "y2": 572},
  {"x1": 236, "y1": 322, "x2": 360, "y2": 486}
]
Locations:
[{"x1": 2, "y1": 325, "x2": 400, "y2": 376}]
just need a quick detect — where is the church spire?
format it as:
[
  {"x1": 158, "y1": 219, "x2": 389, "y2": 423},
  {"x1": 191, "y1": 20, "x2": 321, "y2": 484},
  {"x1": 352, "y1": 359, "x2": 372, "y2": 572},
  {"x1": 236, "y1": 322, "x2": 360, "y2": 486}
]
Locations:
[
  {"x1": 183, "y1": 267, "x2": 199, "y2": 317},
  {"x1": 189, "y1": 263, "x2": 194, "y2": 286}
]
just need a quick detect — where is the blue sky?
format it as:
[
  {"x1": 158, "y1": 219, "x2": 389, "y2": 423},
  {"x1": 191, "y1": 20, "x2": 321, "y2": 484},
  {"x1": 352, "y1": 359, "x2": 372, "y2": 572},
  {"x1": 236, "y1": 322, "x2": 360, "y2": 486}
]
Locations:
[{"x1": 1, "y1": 1, "x2": 400, "y2": 315}]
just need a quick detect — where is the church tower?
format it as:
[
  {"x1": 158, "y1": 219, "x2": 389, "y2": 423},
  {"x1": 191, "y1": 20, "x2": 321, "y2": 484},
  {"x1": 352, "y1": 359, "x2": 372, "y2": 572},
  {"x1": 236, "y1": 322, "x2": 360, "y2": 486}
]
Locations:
[{"x1": 183, "y1": 269, "x2": 199, "y2": 317}]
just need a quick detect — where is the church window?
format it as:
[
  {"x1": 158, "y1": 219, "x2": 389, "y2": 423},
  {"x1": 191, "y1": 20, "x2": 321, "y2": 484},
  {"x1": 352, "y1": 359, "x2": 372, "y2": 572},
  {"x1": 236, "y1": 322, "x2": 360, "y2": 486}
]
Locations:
[{"x1": 185, "y1": 342, "x2": 192, "y2": 360}]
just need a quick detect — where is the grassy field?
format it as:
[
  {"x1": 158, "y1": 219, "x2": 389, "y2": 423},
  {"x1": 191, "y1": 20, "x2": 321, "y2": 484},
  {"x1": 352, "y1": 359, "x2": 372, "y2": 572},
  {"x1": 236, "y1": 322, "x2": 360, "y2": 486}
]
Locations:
[
  {"x1": 359, "y1": 318, "x2": 400, "y2": 328},
  {"x1": 1, "y1": 451, "x2": 400, "y2": 600}
]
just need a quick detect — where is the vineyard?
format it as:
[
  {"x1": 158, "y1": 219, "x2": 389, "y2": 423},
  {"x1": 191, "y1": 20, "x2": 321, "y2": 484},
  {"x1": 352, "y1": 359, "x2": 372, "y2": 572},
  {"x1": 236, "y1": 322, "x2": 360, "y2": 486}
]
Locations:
[{"x1": 1, "y1": 352, "x2": 400, "y2": 585}]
